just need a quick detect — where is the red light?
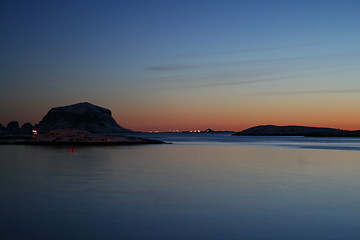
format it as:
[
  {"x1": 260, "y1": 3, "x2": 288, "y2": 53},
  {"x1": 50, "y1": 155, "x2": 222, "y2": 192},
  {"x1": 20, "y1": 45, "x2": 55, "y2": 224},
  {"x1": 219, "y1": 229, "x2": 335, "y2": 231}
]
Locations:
[{"x1": 69, "y1": 146, "x2": 76, "y2": 153}]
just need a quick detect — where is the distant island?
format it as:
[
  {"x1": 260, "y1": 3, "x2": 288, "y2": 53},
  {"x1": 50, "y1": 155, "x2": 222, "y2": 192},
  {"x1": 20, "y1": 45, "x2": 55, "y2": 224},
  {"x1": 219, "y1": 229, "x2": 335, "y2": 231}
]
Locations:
[
  {"x1": 233, "y1": 125, "x2": 360, "y2": 137},
  {"x1": 0, "y1": 102, "x2": 164, "y2": 145}
]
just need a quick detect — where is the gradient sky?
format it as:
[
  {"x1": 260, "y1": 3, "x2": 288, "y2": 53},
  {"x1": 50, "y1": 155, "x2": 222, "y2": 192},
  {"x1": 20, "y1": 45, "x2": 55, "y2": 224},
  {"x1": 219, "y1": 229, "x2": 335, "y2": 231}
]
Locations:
[{"x1": 1, "y1": 0, "x2": 360, "y2": 131}]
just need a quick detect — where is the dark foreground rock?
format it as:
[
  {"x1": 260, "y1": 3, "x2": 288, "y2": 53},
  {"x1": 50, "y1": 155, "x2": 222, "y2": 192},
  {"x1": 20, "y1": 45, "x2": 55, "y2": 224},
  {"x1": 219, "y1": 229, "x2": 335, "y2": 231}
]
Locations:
[
  {"x1": 0, "y1": 124, "x2": 5, "y2": 134},
  {"x1": 21, "y1": 123, "x2": 34, "y2": 134},
  {"x1": 0, "y1": 122, "x2": 34, "y2": 135},
  {"x1": 6, "y1": 121, "x2": 21, "y2": 134},
  {"x1": 0, "y1": 129, "x2": 165, "y2": 145},
  {"x1": 233, "y1": 125, "x2": 345, "y2": 136},
  {"x1": 36, "y1": 102, "x2": 131, "y2": 133}
]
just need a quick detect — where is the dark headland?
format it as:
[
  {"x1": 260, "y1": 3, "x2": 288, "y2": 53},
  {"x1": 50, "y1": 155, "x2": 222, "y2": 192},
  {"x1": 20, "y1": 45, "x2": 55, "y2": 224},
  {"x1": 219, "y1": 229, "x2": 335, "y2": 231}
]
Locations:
[
  {"x1": 233, "y1": 125, "x2": 360, "y2": 137},
  {"x1": 0, "y1": 102, "x2": 165, "y2": 145}
]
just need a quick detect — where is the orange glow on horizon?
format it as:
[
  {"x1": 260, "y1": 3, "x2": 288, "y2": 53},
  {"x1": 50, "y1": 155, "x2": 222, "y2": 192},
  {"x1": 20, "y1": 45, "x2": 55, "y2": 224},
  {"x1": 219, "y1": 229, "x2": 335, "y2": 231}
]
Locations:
[
  {"x1": 2, "y1": 92, "x2": 359, "y2": 133},
  {"x1": 114, "y1": 98, "x2": 360, "y2": 132},
  {"x1": 118, "y1": 116, "x2": 360, "y2": 132}
]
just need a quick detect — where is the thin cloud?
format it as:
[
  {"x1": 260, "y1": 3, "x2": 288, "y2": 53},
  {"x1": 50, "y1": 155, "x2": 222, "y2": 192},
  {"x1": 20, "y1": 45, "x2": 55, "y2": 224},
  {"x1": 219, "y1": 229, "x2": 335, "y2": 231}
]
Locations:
[
  {"x1": 148, "y1": 51, "x2": 360, "y2": 72},
  {"x1": 147, "y1": 64, "x2": 196, "y2": 71},
  {"x1": 178, "y1": 43, "x2": 320, "y2": 57},
  {"x1": 254, "y1": 88, "x2": 360, "y2": 96},
  {"x1": 180, "y1": 75, "x2": 302, "y2": 89}
]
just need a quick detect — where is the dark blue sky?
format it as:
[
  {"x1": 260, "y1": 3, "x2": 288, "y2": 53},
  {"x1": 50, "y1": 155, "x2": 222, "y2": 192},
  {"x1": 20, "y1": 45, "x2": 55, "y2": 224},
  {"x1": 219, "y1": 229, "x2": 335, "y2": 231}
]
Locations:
[{"x1": 1, "y1": 0, "x2": 360, "y2": 131}]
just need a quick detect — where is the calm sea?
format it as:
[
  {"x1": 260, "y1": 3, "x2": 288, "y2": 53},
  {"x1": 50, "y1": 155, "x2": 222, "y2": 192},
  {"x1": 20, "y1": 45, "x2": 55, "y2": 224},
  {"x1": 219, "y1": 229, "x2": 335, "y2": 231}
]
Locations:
[{"x1": 1, "y1": 133, "x2": 360, "y2": 240}]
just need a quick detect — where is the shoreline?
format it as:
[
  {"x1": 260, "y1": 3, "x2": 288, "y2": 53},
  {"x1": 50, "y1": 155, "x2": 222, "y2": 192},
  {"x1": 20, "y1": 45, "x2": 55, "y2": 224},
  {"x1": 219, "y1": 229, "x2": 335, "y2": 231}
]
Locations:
[{"x1": 0, "y1": 130, "x2": 167, "y2": 145}]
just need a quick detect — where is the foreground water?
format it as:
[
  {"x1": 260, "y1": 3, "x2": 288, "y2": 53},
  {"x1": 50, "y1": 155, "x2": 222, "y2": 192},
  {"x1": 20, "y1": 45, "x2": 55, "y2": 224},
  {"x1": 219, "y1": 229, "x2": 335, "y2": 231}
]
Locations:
[{"x1": 1, "y1": 133, "x2": 360, "y2": 239}]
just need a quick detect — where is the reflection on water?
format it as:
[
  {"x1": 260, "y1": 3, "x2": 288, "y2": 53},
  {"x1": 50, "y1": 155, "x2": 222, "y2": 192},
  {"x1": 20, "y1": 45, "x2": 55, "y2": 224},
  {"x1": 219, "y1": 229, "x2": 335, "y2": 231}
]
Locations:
[{"x1": 1, "y1": 137, "x2": 360, "y2": 239}]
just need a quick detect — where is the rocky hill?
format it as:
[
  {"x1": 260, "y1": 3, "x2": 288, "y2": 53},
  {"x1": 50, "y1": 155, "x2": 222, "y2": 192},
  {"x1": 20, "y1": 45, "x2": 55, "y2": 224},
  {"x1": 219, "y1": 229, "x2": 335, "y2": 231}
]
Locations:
[{"x1": 36, "y1": 102, "x2": 131, "y2": 133}]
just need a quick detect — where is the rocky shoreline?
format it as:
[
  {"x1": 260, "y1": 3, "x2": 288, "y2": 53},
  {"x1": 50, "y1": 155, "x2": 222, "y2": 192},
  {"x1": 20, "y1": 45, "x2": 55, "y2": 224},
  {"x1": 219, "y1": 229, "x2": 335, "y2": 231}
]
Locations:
[{"x1": 0, "y1": 129, "x2": 165, "y2": 145}]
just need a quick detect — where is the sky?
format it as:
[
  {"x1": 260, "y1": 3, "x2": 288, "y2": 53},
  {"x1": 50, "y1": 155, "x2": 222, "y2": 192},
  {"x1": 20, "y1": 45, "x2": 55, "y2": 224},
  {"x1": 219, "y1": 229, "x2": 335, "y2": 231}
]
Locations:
[{"x1": 1, "y1": 0, "x2": 360, "y2": 131}]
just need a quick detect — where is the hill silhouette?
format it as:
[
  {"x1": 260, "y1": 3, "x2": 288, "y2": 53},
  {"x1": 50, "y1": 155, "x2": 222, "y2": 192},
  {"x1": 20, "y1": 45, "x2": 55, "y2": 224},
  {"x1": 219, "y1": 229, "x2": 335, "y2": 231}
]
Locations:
[{"x1": 35, "y1": 102, "x2": 131, "y2": 133}]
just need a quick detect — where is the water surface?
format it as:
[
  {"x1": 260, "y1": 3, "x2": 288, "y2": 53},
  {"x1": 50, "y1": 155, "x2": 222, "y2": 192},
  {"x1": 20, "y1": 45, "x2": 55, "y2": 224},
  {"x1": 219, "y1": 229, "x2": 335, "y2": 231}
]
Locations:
[{"x1": 1, "y1": 134, "x2": 360, "y2": 239}]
